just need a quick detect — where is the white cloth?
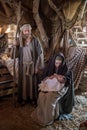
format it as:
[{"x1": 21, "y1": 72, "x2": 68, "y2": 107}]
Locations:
[
  {"x1": 4, "y1": 58, "x2": 18, "y2": 77},
  {"x1": 39, "y1": 77, "x2": 65, "y2": 92}
]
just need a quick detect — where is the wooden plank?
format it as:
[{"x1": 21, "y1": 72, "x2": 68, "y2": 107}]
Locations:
[
  {"x1": 77, "y1": 38, "x2": 87, "y2": 40},
  {"x1": 76, "y1": 43, "x2": 87, "y2": 47},
  {"x1": 74, "y1": 32, "x2": 87, "y2": 34},
  {"x1": 0, "y1": 81, "x2": 14, "y2": 90},
  {"x1": 0, "y1": 75, "x2": 13, "y2": 82},
  {"x1": 0, "y1": 79, "x2": 13, "y2": 85},
  {"x1": 0, "y1": 87, "x2": 17, "y2": 97},
  {"x1": 0, "y1": 68, "x2": 9, "y2": 75},
  {"x1": 0, "y1": 65, "x2": 16, "y2": 97}
]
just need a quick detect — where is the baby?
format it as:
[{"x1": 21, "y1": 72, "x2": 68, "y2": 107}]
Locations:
[{"x1": 39, "y1": 74, "x2": 66, "y2": 92}]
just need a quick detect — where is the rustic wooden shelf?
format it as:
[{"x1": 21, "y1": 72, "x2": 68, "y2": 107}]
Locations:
[{"x1": 0, "y1": 64, "x2": 16, "y2": 97}]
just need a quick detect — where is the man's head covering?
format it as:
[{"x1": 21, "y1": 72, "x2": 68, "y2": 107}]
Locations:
[
  {"x1": 20, "y1": 24, "x2": 32, "y2": 31},
  {"x1": 19, "y1": 24, "x2": 32, "y2": 47}
]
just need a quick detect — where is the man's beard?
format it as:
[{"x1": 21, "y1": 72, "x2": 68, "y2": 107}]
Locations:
[{"x1": 22, "y1": 34, "x2": 29, "y2": 39}]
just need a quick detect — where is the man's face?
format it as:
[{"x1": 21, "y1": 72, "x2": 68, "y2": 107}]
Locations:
[
  {"x1": 22, "y1": 28, "x2": 31, "y2": 39},
  {"x1": 55, "y1": 59, "x2": 62, "y2": 68}
]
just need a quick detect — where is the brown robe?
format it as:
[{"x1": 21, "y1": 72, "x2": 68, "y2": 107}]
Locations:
[{"x1": 18, "y1": 37, "x2": 44, "y2": 103}]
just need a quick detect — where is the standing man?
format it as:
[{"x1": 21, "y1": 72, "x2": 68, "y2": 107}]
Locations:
[{"x1": 17, "y1": 24, "x2": 44, "y2": 105}]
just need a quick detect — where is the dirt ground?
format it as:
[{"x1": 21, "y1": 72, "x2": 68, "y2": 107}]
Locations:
[
  {"x1": 0, "y1": 75, "x2": 87, "y2": 130},
  {"x1": 0, "y1": 96, "x2": 43, "y2": 130}
]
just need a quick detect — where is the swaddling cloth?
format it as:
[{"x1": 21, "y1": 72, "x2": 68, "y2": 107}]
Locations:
[{"x1": 39, "y1": 77, "x2": 65, "y2": 92}]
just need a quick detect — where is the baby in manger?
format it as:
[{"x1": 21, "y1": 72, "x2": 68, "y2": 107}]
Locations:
[{"x1": 39, "y1": 73, "x2": 66, "y2": 92}]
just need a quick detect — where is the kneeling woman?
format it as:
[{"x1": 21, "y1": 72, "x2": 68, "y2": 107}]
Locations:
[{"x1": 31, "y1": 53, "x2": 74, "y2": 126}]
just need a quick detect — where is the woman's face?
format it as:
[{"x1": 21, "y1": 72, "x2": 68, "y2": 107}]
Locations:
[{"x1": 55, "y1": 59, "x2": 62, "y2": 68}]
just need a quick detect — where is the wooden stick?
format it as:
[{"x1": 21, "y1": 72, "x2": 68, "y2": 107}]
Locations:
[{"x1": 13, "y1": 1, "x2": 23, "y2": 107}]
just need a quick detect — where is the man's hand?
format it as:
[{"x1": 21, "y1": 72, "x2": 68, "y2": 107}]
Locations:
[
  {"x1": 13, "y1": 40, "x2": 18, "y2": 46},
  {"x1": 35, "y1": 68, "x2": 38, "y2": 74}
]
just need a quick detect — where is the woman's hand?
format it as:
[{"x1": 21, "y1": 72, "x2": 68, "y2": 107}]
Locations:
[{"x1": 53, "y1": 73, "x2": 59, "y2": 79}]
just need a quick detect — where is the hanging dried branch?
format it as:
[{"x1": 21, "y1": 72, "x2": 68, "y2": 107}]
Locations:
[
  {"x1": 63, "y1": 30, "x2": 69, "y2": 57},
  {"x1": 33, "y1": 0, "x2": 49, "y2": 49},
  {"x1": 0, "y1": 11, "x2": 6, "y2": 17},
  {"x1": 48, "y1": 0, "x2": 65, "y2": 25},
  {"x1": 14, "y1": 1, "x2": 23, "y2": 38},
  {"x1": 0, "y1": 0, "x2": 11, "y2": 17},
  {"x1": 52, "y1": 24, "x2": 62, "y2": 49},
  {"x1": 47, "y1": 0, "x2": 65, "y2": 53},
  {"x1": 80, "y1": 0, "x2": 87, "y2": 19},
  {"x1": 53, "y1": 30, "x2": 66, "y2": 54}
]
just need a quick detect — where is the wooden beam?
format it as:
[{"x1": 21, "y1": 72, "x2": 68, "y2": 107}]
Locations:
[
  {"x1": 76, "y1": 43, "x2": 87, "y2": 47},
  {"x1": 74, "y1": 32, "x2": 87, "y2": 34},
  {"x1": 77, "y1": 38, "x2": 87, "y2": 40}
]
